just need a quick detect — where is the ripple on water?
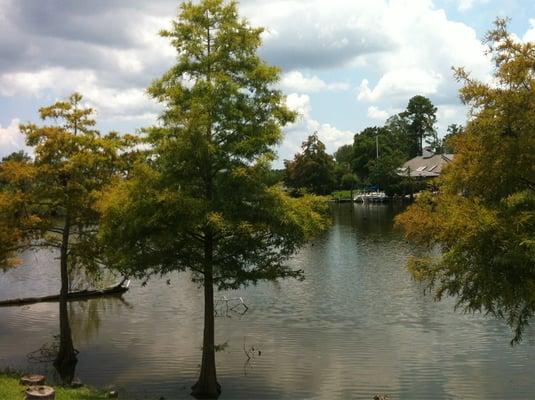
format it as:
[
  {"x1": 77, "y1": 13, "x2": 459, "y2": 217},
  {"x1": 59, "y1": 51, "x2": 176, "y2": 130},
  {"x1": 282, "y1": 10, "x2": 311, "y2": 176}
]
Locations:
[{"x1": 0, "y1": 204, "x2": 534, "y2": 399}]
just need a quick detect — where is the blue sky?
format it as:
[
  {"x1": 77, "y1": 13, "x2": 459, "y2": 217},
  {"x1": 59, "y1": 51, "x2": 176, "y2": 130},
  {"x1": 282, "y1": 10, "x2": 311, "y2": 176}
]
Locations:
[{"x1": 1, "y1": 0, "x2": 534, "y2": 166}]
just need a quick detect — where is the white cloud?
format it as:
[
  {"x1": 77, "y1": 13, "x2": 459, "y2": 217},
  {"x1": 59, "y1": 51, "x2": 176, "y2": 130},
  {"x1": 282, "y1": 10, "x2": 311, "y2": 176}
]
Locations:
[
  {"x1": 242, "y1": 0, "x2": 393, "y2": 69},
  {"x1": 286, "y1": 93, "x2": 312, "y2": 119},
  {"x1": 523, "y1": 19, "x2": 535, "y2": 43},
  {"x1": 310, "y1": 121, "x2": 354, "y2": 152},
  {"x1": 0, "y1": 67, "x2": 160, "y2": 121},
  {"x1": 436, "y1": 104, "x2": 467, "y2": 135},
  {"x1": 0, "y1": 0, "x2": 509, "y2": 154},
  {"x1": 0, "y1": 68, "x2": 96, "y2": 97},
  {"x1": 356, "y1": 0, "x2": 492, "y2": 105},
  {"x1": 82, "y1": 86, "x2": 159, "y2": 119},
  {"x1": 280, "y1": 71, "x2": 349, "y2": 93},
  {"x1": 358, "y1": 68, "x2": 443, "y2": 102},
  {"x1": 283, "y1": 93, "x2": 353, "y2": 161},
  {"x1": 0, "y1": 118, "x2": 30, "y2": 158},
  {"x1": 243, "y1": 0, "x2": 492, "y2": 108},
  {"x1": 367, "y1": 106, "x2": 390, "y2": 121},
  {"x1": 457, "y1": 0, "x2": 489, "y2": 12},
  {"x1": 105, "y1": 112, "x2": 159, "y2": 123},
  {"x1": 457, "y1": 0, "x2": 475, "y2": 11}
]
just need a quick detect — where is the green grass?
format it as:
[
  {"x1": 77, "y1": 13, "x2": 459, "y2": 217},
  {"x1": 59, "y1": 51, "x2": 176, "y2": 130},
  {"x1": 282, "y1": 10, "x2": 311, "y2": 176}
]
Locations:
[
  {"x1": 0, "y1": 374, "x2": 108, "y2": 400},
  {"x1": 332, "y1": 190, "x2": 351, "y2": 199},
  {"x1": 332, "y1": 190, "x2": 359, "y2": 200}
]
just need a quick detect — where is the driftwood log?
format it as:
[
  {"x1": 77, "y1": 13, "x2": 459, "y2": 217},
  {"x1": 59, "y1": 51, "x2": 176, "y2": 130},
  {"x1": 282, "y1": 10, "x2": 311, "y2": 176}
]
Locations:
[
  {"x1": 25, "y1": 385, "x2": 55, "y2": 399},
  {"x1": 0, "y1": 280, "x2": 130, "y2": 307}
]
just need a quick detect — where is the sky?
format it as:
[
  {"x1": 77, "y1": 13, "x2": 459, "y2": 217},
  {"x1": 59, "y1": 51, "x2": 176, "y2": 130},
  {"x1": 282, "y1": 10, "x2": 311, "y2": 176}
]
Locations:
[{"x1": 1, "y1": 0, "x2": 535, "y2": 166}]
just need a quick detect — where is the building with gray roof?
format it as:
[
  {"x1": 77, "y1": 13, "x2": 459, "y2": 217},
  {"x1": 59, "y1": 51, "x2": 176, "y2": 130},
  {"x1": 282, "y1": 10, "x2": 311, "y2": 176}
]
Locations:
[{"x1": 398, "y1": 148, "x2": 454, "y2": 179}]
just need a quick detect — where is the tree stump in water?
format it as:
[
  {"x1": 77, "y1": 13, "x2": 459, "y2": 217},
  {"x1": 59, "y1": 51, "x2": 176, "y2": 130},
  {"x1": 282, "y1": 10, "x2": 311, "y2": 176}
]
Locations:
[
  {"x1": 25, "y1": 385, "x2": 55, "y2": 400},
  {"x1": 20, "y1": 375, "x2": 46, "y2": 386}
]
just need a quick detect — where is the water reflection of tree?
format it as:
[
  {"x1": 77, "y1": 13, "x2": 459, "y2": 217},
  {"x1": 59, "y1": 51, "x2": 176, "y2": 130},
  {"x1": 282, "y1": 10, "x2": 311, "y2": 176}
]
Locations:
[
  {"x1": 28, "y1": 296, "x2": 130, "y2": 385},
  {"x1": 69, "y1": 296, "x2": 132, "y2": 345},
  {"x1": 68, "y1": 262, "x2": 121, "y2": 292},
  {"x1": 54, "y1": 297, "x2": 78, "y2": 385}
]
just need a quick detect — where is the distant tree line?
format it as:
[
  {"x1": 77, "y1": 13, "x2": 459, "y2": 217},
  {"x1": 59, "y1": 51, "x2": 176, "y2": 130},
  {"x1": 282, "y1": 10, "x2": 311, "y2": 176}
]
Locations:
[{"x1": 282, "y1": 95, "x2": 463, "y2": 197}]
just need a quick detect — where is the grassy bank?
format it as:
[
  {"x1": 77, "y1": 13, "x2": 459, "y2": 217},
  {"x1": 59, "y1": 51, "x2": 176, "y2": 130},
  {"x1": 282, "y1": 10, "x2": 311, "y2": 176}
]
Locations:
[
  {"x1": 0, "y1": 373, "x2": 107, "y2": 400},
  {"x1": 332, "y1": 190, "x2": 357, "y2": 201},
  {"x1": 332, "y1": 190, "x2": 351, "y2": 200}
]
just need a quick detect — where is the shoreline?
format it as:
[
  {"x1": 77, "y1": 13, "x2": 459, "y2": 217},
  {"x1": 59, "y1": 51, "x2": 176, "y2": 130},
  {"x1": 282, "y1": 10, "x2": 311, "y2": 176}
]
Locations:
[{"x1": 0, "y1": 371, "x2": 108, "y2": 400}]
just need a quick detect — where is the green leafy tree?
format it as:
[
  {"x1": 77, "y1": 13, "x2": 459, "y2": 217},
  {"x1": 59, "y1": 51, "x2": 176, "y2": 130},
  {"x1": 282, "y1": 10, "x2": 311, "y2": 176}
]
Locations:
[
  {"x1": 396, "y1": 19, "x2": 535, "y2": 344},
  {"x1": 442, "y1": 123, "x2": 463, "y2": 153},
  {"x1": 352, "y1": 126, "x2": 408, "y2": 193},
  {"x1": 284, "y1": 133, "x2": 336, "y2": 195},
  {"x1": 350, "y1": 98, "x2": 439, "y2": 194},
  {"x1": 0, "y1": 93, "x2": 131, "y2": 381},
  {"x1": 333, "y1": 144, "x2": 355, "y2": 191},
  {"x1": 368, "y1": 151, "x2": 406, "y2": 196},
  {"x1": 400, "y1": 95, "x2": 438, "y2": 156},
  {"x1": 341, "y1": 172, "x2": 359, "y2": 199},
  {"x1": 333, "y1": 144, "x2": 354, "y2": 167},
  {"x1": 1, "y1": 150, "x2": 31, "y2": 163},
  {"x1": 0, "y1": 151, "x2": 31, "y2": 189},
  {"x1": 97, "y1": 1, "x2": 329, "y2": 397},
  {"x1": 265, "y1": 168, "x2": 285, "y2": 186},
  {"x1": 384, "y1": 114, "x2": 413, "y2": 157},
  {"x1": 352, "y1": 127, "x2": 386, "y2": 182}
]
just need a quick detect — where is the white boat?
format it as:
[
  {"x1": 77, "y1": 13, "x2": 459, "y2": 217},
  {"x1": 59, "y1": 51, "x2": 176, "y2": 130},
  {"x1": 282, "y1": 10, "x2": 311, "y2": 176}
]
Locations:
[{"x1": 353, "y1": 191, "x2": 387, "y2": 203}]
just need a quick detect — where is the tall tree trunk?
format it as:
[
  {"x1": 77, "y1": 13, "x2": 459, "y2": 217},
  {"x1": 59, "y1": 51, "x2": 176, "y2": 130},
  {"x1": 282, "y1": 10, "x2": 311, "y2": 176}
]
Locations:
[
  {"x1": 59, "y1": 214, "x2": 70, "y2": 298},
  {"x1": 192, "y1": 239, "x2": 220, "y2": 399},
  {"x1": 192, "y1": 21, "x2": 220, "y2": 397},
  {"x1": 54, "y1": 214, "x2": 78, "y2": 385}
]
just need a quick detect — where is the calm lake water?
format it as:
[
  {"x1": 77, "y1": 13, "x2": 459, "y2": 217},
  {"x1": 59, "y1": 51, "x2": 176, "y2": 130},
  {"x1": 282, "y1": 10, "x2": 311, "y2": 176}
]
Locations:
[{"x1": 0, "y1": 204, "x2": 533, "y2": 399}]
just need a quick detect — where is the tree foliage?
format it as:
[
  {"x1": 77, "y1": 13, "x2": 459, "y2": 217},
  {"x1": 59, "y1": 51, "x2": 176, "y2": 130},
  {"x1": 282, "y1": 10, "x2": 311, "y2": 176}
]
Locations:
[
  {"x1": 384, "y1": 114, "x2": 413, "y2": 157},
  {"x1": 332, "y1": 95, "x2": 441, "y2": 195},
  {"x1": 97, "y1": 1, "x2": 330, "y2": 397},
  {"x1": 333, "y1": 144, "x2": 354, "y2": 167},
  {"x1": 396, "y1": 19, "x2": 535, "y2": 344},
  {"x1": 351, "y1": 126, "x2": 407, "y2": 193},
  {"x1": 0, "y1": 93, "x2": 133, "y2": 382},
  {"x1": 442, "y1": 124, "x2": 464, "y2": 153},
  {"x1": 341, "y1": 172, "x2": 359, "y2": 189},
  {"x1": 368, "y1": 152, "x2": 406, "y2": 196},
  {"x1": 1, "y1": 151, "x2": 31, "y2": 163},
  {"x1": 0, "y1": 93, "x2": 131, "y2": 279},
  {"x1": 284, "y1": 133, "x2": 336, "y2": 195},
  {"x1": 400, "y1": 95, "x2": 438, "y2": 157}
]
